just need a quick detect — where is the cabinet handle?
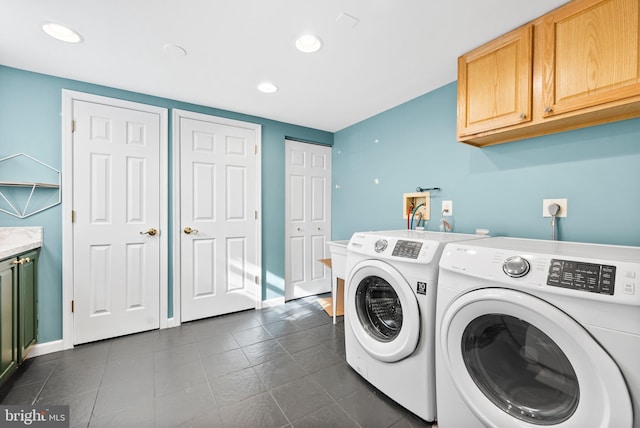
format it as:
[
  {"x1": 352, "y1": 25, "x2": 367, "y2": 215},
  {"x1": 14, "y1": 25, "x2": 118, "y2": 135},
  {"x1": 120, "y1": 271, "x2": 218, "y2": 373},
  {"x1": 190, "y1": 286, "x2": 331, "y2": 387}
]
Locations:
[
  {"x1": 11, "y1": 257, "x2": 30, "y2": 265},
  {"x1": 544, "y1": 106, "x2": 552, "y2": 113},
  {"x1": 519, "y1": 113, "x2": 526, "y2": 119}
]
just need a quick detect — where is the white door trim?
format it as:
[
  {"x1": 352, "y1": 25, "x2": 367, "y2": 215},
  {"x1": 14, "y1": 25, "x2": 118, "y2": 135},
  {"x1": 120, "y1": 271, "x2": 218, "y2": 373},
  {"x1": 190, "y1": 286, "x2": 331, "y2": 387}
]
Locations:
[
  {"x1": 171, "y1": 109, "x2": 262, "y2": 325},
  {"x1": 61, "y1": 90, "x2": 169, "y2": 350}
]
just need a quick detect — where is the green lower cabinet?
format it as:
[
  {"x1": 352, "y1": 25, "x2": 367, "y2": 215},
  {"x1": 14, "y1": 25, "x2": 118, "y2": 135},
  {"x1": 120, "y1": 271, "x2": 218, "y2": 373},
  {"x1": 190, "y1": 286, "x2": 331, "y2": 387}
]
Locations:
[
  {"x1": 0, "y1": 257, "x2": 18, "y2": 387},
  {"x1": 0, "y1": 249, "x2": 38, "y2": 388},
  {"x1": 18, "y1": 250, "x2": 38, "y2": 361}
]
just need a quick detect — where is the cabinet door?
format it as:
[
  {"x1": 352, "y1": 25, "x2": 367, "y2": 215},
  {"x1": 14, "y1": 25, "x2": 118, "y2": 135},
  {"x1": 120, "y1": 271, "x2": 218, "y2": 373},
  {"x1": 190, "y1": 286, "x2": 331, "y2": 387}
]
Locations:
[
  {"x1": 457, "y1": 25, "x2": 533, "y2": 138},
  {"x1": 541, "y1": 0, "x2": 640, "y2": 117},
  {"x1": 18, "y1": 251, "x2": 37, "y2": 360},
  {"x1": 0, "y1": 258, "x2": 18, "y2": 387}
]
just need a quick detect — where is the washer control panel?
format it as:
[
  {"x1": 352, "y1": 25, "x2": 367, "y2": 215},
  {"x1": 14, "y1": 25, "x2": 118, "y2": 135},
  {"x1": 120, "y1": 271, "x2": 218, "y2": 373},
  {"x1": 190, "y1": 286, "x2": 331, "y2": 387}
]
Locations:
[
  {"x1": 391, "y1": 240, "x2": 423, "y2": 259},
  {"x1": 547, "y1": 259, "x2": 616, "y2": 295}
]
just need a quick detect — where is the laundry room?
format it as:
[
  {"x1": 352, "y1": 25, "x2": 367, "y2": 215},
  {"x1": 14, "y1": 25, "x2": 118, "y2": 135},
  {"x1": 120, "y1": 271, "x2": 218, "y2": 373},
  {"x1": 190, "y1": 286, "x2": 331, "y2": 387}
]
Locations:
[{"x1": 1, "y1": 0, "x2": 640, "y2": 427}]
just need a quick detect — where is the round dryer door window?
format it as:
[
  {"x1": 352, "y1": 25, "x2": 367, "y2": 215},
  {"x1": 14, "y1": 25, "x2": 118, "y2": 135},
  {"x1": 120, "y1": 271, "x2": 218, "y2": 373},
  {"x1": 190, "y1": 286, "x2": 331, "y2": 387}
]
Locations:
[
  {"x1": 346, "y1": 259, "x2": 420, "y2": 363},
  {"x1": 462, "y1": 314, "x2": 579, "y2": 425},
  {"x1": 439, "y1": 288, "x2": 632, "y2": 427}
]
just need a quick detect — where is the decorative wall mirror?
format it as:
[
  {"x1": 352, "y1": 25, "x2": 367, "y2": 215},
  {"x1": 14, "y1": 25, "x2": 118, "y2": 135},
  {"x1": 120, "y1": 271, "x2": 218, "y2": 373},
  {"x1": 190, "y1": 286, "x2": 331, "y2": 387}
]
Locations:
[{"x1": 0, "y1": 153, "x2": 61, "y2": 218}]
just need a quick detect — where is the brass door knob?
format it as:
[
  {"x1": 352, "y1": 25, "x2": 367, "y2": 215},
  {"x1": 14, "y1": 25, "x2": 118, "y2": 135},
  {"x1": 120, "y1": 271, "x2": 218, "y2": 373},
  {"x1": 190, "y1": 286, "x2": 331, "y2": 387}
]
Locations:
[
  {"x1": 184, "y1": 227, "x2": 199, "y2": 235},
  {"x1": 140, "y1": 228, "x2": 158, "y2": 236}
]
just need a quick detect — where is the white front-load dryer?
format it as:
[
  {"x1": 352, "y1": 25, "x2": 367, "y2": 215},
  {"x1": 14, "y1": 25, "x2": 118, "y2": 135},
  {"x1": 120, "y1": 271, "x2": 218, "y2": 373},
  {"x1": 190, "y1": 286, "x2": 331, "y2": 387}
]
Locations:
[
  {"x1": 435, "y1": 237, "x2": 640, "y2": 428},
  {"x1": 344, "y1": 230, "x2": 485, "y2": 422}
]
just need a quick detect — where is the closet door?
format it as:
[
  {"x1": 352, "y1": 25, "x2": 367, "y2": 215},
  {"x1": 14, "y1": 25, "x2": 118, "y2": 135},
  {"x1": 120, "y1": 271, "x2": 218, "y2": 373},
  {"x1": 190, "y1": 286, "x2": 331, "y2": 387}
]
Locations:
[
  {"x1": 72, "y1": 97, "x2": 166, "y2": 344},
  {"x1": 285, "y1": 139, "x2": 332, "y2": 301},
  {"x1": 174, "y1": 110, "x2": 261, "y2": 322}
]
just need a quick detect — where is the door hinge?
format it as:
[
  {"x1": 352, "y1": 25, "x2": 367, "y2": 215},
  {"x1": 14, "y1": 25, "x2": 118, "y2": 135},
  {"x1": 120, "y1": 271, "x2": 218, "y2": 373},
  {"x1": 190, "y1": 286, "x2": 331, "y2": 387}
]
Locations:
[
  {"x1": 71, "y1": 210, "x2": 76, "y2": 222},
  {"x1": 254, "y1": 145, "x2": 257, "y2": 155},
  {"x1": 254, "y1": 210, "x2": 258, "y2": 220},
  {"x1": 72, "y1": 120, "x2": 76, "y2": 133},
  {"x1": 255, "y1": 275, "x2": 259, "y2": 284},
  {"x1": 71, "y1": 300, "x2": 74, "y2": 313}
]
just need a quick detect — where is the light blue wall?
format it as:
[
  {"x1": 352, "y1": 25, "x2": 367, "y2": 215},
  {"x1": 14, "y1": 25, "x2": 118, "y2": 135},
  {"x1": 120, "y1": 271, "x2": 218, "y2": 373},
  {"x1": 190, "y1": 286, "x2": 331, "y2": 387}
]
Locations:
[
  {"x1": 0, "y1": 65, "x2": 332, "y2": 343},
  {"x1": 333, "y1": 82, "x2": 640, "y2": 247},
  {"x1": 5, "y1": 65, "x2": 639, "y2": 344}
]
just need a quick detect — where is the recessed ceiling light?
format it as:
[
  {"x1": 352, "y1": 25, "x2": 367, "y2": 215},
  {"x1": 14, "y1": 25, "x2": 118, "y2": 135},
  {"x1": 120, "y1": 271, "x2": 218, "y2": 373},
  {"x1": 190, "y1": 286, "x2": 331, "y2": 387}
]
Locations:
[
  {"x1": 258, "y1": 82, "x2": 278, "y2": 93},
  {"x1": 295, "y1": 34, "x2": 322, "y2": 53},
  {"x1": 42, "y1": 22, "x2": 83, "y2": 43}
]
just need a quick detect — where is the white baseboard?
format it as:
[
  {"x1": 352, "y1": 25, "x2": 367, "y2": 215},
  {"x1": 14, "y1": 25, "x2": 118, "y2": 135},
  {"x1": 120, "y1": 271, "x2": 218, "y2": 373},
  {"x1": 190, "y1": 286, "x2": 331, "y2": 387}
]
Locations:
[
  {"x1": 166, "y1": 317, "x2": 180, "y2": 328},
  {"x1": 27, "y1": 303, "x2": 281, "y2": 359},
  {"x1": 27, "y1": 340, "x2": 64, "y2": 358},
  {"x1": 258, "y1": 296, "x2": 285, "y2": 309}
]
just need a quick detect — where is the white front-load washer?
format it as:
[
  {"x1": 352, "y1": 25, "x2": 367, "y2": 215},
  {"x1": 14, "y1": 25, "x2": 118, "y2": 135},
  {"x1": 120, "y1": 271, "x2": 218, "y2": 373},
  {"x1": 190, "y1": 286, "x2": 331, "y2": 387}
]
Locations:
[
  {"x1": 435, "y1": 237, "x2": 640, "y2": 428},
  {"x1": 344, "y1": 230, "x2": 486, "y2": 422}
]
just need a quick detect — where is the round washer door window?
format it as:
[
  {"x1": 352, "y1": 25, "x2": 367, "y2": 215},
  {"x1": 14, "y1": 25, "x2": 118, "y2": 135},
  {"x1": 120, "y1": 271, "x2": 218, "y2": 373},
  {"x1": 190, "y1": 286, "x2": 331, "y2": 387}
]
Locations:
[
  {"x1": 439, "y1": 288, "x2": 632, "y2": 427},
  {"x1": 346, "y1": 259, "x2": 420, "y2": 362},
  {"x1": 355, "y1": 275, "x2": 403, "y2": 342}
]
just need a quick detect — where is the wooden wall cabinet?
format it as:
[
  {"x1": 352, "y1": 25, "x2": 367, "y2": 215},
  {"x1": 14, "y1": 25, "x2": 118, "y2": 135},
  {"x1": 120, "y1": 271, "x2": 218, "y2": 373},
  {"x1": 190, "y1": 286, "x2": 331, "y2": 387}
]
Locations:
[
  {"x1": 0, "y1": 250, "x2": 38, "y2": 388},
  {"x1": 457, "y1": 25, "x2": 533, "y2": 137},
  {"x1": 458, "y1": 0, "x2": 640, "y2": 146}
]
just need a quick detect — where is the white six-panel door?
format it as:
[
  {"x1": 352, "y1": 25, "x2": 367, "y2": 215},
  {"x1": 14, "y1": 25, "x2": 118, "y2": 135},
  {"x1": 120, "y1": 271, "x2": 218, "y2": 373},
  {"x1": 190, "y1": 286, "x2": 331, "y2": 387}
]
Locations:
[
  {"x1": 285, "y1": 139, "x2": 332, "y2": 301},
  {"x1": 174, "y1": 110, "x2": 261, "y2": 323},
  {"x1": 72, "y1": 99, "x2": 164, "y2": 345}
]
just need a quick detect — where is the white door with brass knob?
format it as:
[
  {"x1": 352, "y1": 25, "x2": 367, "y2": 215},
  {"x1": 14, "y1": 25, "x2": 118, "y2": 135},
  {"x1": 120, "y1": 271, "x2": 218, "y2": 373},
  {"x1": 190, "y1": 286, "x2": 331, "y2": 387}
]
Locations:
[
  {"x1": 174, "y1": 110, "x2": 261, "y2": 323},
  {"x1": 70, "y1": 94, "x2": 166, "y2": 345}
]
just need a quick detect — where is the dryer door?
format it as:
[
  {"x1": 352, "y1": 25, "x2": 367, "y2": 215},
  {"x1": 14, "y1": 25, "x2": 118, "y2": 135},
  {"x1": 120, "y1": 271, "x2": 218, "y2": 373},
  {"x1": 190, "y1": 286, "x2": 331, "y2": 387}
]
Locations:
[
  {"x1": 439, "y1": 288, "x2": 632, "y2": 428},
  {"x1": 346, "y1": 259, "x2": 420, "y2": 363}
]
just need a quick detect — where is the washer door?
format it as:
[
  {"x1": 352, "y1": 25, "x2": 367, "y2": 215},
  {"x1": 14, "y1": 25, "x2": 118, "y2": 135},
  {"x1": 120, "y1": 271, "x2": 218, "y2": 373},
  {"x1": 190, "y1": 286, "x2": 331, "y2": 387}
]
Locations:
[
  {"x1": 346, "y1": 259, "x2": 420, "y2": 363},
  {"x1": 440, "y1": 288, "x2": 632, "y2": 427}
]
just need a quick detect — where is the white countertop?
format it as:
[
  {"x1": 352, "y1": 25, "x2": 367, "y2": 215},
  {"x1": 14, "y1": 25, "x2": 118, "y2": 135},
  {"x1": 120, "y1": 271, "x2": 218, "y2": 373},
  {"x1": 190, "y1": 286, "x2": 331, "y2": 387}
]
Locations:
[{"x1": 0, "y1": 227, "x2": 43, "y2": 260}]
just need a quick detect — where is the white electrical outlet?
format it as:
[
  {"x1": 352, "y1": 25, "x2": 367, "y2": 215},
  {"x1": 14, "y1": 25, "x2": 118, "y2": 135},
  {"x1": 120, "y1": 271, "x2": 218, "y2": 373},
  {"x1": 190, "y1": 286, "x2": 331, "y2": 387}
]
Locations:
[
  {"x1": 442, "y1": 200, "x2": 453, "y2": 216},
  {"x1": 543, "y1": 198, "x2": 568, "y2": 217}
]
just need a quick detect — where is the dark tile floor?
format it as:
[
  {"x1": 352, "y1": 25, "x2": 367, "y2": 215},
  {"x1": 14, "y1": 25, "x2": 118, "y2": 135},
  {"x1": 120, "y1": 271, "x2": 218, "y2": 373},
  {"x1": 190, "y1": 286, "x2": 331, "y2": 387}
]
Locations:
[{"x1": 0, "y1": 294, "x2": 432, "y2": 428}]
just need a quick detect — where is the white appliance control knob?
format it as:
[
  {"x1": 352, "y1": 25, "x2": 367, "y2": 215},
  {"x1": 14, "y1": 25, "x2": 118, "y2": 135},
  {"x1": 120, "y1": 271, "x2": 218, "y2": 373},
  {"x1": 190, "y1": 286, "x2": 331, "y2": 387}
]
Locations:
[
  {"x1": 503, "y1": 256, "x2": 531, "y2": 278},
  {"x1": 374, "y1": 239, "x2": 388, "y2": 253}
]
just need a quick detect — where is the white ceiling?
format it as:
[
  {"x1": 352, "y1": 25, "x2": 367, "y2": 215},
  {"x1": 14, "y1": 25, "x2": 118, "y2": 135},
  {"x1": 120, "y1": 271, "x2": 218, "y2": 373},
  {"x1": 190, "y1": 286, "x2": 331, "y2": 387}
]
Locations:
[{"x1": 1, "y1": 0, "x2": 569, "y2": 132}]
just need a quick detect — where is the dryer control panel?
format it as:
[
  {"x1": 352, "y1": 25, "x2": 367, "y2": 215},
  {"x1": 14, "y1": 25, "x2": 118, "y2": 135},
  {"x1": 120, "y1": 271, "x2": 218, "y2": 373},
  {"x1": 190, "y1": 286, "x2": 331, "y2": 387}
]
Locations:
[{"x1": 547, "y1": 259, "x2": 616, "y2": 295}]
